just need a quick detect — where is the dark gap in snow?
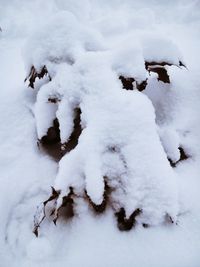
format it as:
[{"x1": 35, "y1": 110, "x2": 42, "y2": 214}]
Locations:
[
  {"x1": 119, "y1": 76, "x2": 135, "y2": 90},
  {"x1": 179, "y1": 60, "x2": 187, "y2": 68},
  {"x1": 52, "y1": 188, "x2": 74, "y2": 225},
  {"x1": 137, "y1": 79, "x2": 148, "y2": 91},
  {"x1": 61, "y1": 108, "x2": 82, "y2": 155},
  {"x1": 144, "y1": 61, "x2": 186, "y2": 84},
  {"x1": 56, "y1": 196, "x2": 74, "y2": 222},
  {"x1": 168, "y1": 146, "x2": 189, "y2": 167},
  {"x1": 179, "y1": 147, "x2": 188, "y2": 161},
  {"x1": 145, "y1": 62, "x2": 170, "y2": 83},
  {"x1": 25, "y1": 65, "x2": 51, "y2": 88},
  {"x1": 145, "y1": 61, "x2": 186, "y2": 69},
  {"x1": 168, "y1": 158, "x2": 176, "y2": 168},
  {"x1": 41, "y1": 119, "x2": 60, "y2": 145},
  {"x1": 115, "y1": 208, "x2": 141, "y2": 231},
  {"x1": 149, "y1": 67, "x2": 170, "y2": 83},
  {"x1": 145, "y1": 61, "x2": 174, "y2": 68},
  {"x1": 48, "y1": 96, "x2": 61, "y2": 103},
  {"x1": 40, "y1": 118, "x2": 61, "y2": 161},
  {"x1": 39, "y1": 108, "x2": 82, "y2": 161},
  {"x1": 86, "y1": 181, "x2": 109, "y2": 213},
  {"x1": 119, "y1": 76, "x2": 147, "y2": 91}
]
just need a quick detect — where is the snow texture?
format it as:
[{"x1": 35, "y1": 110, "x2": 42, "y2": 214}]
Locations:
[
  {"x1": 25, "y1": 16, "x2": 181, "y2": 225},
  {"x1": 0, "y1": 0, "x2": 200, "y2": 267}
]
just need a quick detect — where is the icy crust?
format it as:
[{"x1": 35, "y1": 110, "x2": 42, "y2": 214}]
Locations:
[{"x1": 23, "y1": 12, "x2": 182, "y2": 229}]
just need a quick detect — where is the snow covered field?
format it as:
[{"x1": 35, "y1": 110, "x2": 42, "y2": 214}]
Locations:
[{"x1": 0, "y1": 1, "x2": 200, "y2": 266}]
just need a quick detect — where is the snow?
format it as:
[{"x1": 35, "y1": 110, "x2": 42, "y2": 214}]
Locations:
[
  {"x1": 140, "y1": 33, "x2": 183, "y2": 65},
  {"x1": 23, "y1": 11, "x2": 104, "y2": 72},
  {"x1": 0, "y1": 0, "x2": 200, "y2": 267},
  {"x1": 158, "y1": 127, "x2": 181, "y2": 163},
  {"x1": 111, "y1": 41, "x2": 147, "y2": 82},
  {"x1": 31, "y1": 44, "x2": 178, "y2": 219}
]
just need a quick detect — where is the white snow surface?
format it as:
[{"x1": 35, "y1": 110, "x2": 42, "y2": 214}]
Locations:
[{"x1": 0, "y1": 0, "x2": 200, "y2": 267}]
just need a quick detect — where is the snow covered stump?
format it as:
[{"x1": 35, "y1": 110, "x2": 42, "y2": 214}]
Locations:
[{"x1": 23, "y1": 12, "x2": 182, "y2": 236}]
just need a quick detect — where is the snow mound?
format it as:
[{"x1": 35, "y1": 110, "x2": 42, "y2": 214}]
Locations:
[
  {"x1": 1, "y1": 1, "x2": 200, "y2": 267},
  {"x1": 22, "y1": 13, "x2": 181, "y2": 232},
  {"x1": 23, "y1": 11, "x2": 104, "y2": 72}
]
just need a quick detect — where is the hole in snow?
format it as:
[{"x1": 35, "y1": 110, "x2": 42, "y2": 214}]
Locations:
[
  {"x1": 85, "y1": 181, "x2": 110, "y2": 214},
  {"x1": 168, "y1": 146, "x2": 189, "y2": 167},
  {"x1": 39, "y1": 108, "x2": 82, "y2": 161},
  {"x1": 119, "y1": 76, "x2": 147, "y2": 91},
  {"x1": 115, "y1": 208, "x2": 142, "y2": 231},
  {"x1": 25, "y1": 65, "x2": 51, "y2": 89},
  {"x1": 61, "y1": 108, "x2": 82, "y2": 155},
  {"x1": 119, "y1": 76, "x2": 135, "y2": 90}
]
